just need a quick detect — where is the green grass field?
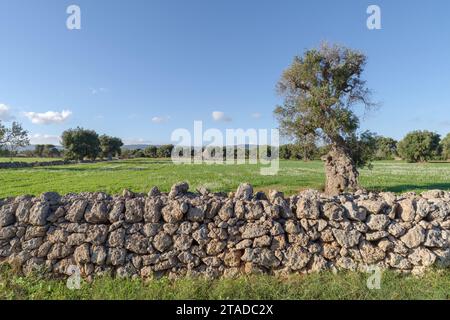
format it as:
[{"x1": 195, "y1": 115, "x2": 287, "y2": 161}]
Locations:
[
  {"x1": 1, "y1": 158, "x2": 450, "y2": 300},
  {"x1": 0, "y1": 265, "x2": 448, "y2": 300},
  {"x1": 1, "y1": 158, "x2": 450, "y2": 199}
]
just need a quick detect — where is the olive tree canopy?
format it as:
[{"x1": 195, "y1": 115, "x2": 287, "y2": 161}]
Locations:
[
  {"x1": 274, "y1": 43, "x2": 375, "y2": 194},
  {"x1": 441, "y1": 133, "x2": 450, "y2": 160},
  {"x1": 0, "y1": 121, "x2": 30, "y2": 159},
  {"x1": 398, "y1": 130, "x2": 441, "y2": 163},
  {"x1": 99, "y1": 135, "x2": 123, "y2": 160},
  {"x1": 61, "y1": 127, "x2": 101, "y2": 161}
]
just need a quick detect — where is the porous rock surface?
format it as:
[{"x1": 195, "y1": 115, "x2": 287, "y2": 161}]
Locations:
[{"x1": 0, "y1": 184, "x2": 449, "y2": 280}]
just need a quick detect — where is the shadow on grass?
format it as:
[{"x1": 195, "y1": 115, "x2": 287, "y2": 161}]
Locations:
[
  {"x1": 1, "y1": 159, "x2": 174, "y2": 171},
  {"x1": 33, "y1": 167, "x2": 149, "y2": 172},
  {"x1": 373, "y1": 183, "x2": 450, "y2": 193},
  {"x1": 116, "y1": 159, "x2": 172, "y2": 165},
  {"x1": 5, "y1": 160, "x2": 174, "y2": 172}
]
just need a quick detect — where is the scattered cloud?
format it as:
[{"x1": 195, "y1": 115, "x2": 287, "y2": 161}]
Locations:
[
  {"x1": 24, "y1": 110, "x2": 72, "y2": 125},
  {"x1": 151, "y1": 116, "x2": 170, "y2": 123},
  {"x1": 251, "y1": 112, "x2": 262, "y2": 119},
  {"x1": 91, "y1": 87, "x2": 108, "y2": 95},
  {"x1": 29, "y1": 134, "x2": 61, "y2": 145},
  {"x1": 438, "y1": 120, "x2": 450, "y2": 127},
  {"x1": 0, "y1": 103, "x2": 14, "y2": 121},
  {"x1": 212, "y1": 111, "x2": 232, "y2": 122},
  {"x1": 123, "y1": 138, "x2": 152, "y2": 145}
]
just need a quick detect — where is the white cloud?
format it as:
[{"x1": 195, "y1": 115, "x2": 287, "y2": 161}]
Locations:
[
  {"x1": 151, "y1": 116, "x2": 170, "y2": 123},
  {"x1": 251, "y1": 112, "x2": 262, "y2": 119},
  {"x1": 212, "y1": 111, "x2": 232, "y2": 122},
  {"x1": 123, "y1": 138, "x2": 152, "y2": 145},
  {"x1": 24, "y1": 110, "x2": 72, "y2": 125},
  {"x1": 30, "y1": 134, "x2": 61, "y2": 145},
  {"x1": 0, "y1": 103, "x2": 14, "y2": 121},
  {"x1": 91, "y1": 87, "x2": 107, "y2": 95}
]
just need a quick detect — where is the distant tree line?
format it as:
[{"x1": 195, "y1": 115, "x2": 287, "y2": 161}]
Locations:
[
  {"x1": 70, "y1": 129, "x2": 450, "y2": 164},
  {"x1": 278, "y1": 130, "x2": 450, "y2": 163},
  {"x1": 120, "y1": 144, "x2": 278, "y2": 161},
  {"x1": 121, "y1": 144, "x2": 175, "y2": 159},
  {"x1": 2, "y1": 121, "x2": 450, "y2": 165}
]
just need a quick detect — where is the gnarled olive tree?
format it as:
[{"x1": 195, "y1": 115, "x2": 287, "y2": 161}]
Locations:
[{"x1": 274, "y1": 43, "x2": 375, "y2": 195}]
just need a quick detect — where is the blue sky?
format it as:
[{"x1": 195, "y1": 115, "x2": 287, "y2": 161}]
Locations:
[{"x1": 0, "y1": 0, "x2": 449, "y2": 145}]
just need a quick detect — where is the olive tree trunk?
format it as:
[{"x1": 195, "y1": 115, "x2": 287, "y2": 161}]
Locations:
[{"x1": 322, "y1": 145, "x2": 359, "y2": 195}]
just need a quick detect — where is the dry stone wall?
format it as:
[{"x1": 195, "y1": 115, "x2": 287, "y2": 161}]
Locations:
[
  {"x1": 0, "y1": 183, "x2": 449, "y2": 280},
  {"x1": 0, "y1": 160, "x2": 69, "y2": 169},
  {"x1": 0, "y1": 159, "x2": 112, "y2": 169}
]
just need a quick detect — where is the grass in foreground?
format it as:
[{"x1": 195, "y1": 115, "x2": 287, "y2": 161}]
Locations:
[
  {"x1": 1, "y1": 159, "x2": 450, "y2": 198},
  {"x1": 0, "y1": 266, "x2": 448, "y2": 300}
]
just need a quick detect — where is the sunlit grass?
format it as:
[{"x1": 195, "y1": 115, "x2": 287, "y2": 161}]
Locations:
[
  {"x1": 1, "y1": 160, "x2": 449, "y2": 300},
  {"x1": 1, "y1": 159, "x2": 450, "y2": 198},
  {"x1": 0, "y1": 265, "x2": 448, "y2": 300}
]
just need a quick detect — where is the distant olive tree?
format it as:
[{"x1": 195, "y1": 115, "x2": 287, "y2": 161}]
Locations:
[
  {"x1": 441, "y1": 133, "x2": 450, "y2": 161},
  {"x1": 346, "y1": 131, "x2": 378, "y2": 169},
  {"x1": 44, "y1": 145, "x2": 61, "y2": 158},
  {"x1": 99, "y1": 135, "x2": 123, "y2": 160},
  {"x1": 0, "y1": 121, "x2": 30, "y2": 159},
  {"x1": 133, "y1": 149, "x2": 145, "y2": 158},
  {"x1": 157, "y1": 144, "x2": 174, "y2": 158},
  {"x1": 398, "y1": 130, "x2": 441, "y2": 163},
  {"x1": 279, "y1": 145, "x2": 292, "y2": 160},
  {"x1": 274, "y1": 43, "x2": 376, "y2": 194},
  {"x1": 61, "y1": 127, "x2": 101, "y2": 161},
  {"x1": 35, "y1": 144, "x2": 61, "y2": 158},
  {"x1": 144, "y1": 145, "x2": 158, "y2": 158},
  {"x1": 296, "y1": 134, "x2": 319, "y2": 161},
  {"x1": 34, "y1": 144, "x2": 45, "y2": 157},
  {"x1": 374, "y1": 136, "x2": 398, "y2": 160},
  {"x1": 0, "y1": 121, "x2": 6, "y2": 153},
  {"x1": 120, "y1": 149, "x2": 133, "y2": 159}
]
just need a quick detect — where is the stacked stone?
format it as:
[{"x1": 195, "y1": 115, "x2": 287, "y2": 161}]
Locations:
[
  {"x1": 0, "y1": 159, "x2": 111, "y2": 169},
  {"x1": 0, "y1": 183, "x2": 449, "y2": 280}
]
